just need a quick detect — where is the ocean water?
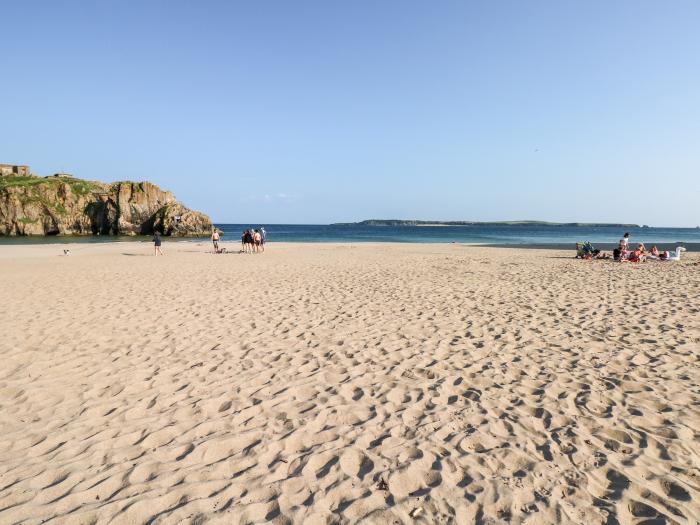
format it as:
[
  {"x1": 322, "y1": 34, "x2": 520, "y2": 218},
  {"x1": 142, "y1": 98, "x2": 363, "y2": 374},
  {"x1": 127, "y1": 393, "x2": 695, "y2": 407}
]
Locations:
[
  {"x1": 2, "y1": 224, "x2": 700, "y2": 247},
  {"x1": 215, "y1": 224, "x2": 700, "y2": 247}
]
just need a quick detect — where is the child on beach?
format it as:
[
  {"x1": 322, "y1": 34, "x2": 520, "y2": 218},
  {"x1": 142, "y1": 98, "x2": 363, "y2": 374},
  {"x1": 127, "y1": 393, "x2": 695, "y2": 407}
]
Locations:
[
  {"x1": 617, "y1": 232, "x2": 630, "y2": 261},
  {"x1": 620, "y1": 232, "x2": 630, "y2": 250}
]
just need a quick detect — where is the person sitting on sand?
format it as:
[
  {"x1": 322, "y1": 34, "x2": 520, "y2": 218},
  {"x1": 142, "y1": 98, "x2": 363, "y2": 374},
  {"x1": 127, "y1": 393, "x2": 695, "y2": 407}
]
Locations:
[
  {"x1": 153, "y1": 231, "x2": 164, "y2": 256},
  {"x1": 647, "y1": 245, "x2": 660, "y2": 260},
  {"x1": 627, "y1": 246, "x2": 646, "y2": 263},
  {"x1": 212, "y1": 229, "x2": 220, "y2": 253},
  {"x1": 632, "y1": 243, "x2": 647, "y2": 262}
]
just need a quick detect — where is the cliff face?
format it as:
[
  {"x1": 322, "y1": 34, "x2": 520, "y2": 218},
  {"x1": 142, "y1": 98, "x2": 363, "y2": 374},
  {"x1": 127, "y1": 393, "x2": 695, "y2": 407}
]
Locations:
[{"x1": 0, "y1": 175, "x2": 212, "y2": 236}]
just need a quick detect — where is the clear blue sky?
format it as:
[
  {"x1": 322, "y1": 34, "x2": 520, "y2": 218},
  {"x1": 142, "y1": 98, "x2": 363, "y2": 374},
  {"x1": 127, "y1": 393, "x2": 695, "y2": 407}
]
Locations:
[{"x1": 2, "y1": 1, "x2": 699, "y2": 226}]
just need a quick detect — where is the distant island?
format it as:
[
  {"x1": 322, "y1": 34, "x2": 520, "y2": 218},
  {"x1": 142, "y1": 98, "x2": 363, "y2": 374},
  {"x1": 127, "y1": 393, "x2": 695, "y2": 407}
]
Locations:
[
  {"x1": 333, "y1": 219, "x2": 641, "y2": 228},
  {"x1": 0, "y1": 163, "x2": 211, "y2": 236}
]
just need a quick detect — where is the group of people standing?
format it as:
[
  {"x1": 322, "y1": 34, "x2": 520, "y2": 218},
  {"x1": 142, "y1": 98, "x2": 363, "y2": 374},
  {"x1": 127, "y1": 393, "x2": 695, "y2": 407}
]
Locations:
[
  {"x1": 209, "y1": 227, "x2": 267, "y2": 254},
  {"x1": 241, "y1": 227, "x2": 266, "y2": 253}
]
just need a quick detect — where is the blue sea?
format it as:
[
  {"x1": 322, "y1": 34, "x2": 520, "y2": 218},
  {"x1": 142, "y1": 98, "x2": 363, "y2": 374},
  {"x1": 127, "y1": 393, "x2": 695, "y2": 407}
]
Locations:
[
  {"x1": 3, "y1": 223, "x2": 699, "y2": 248},
  {"x1": 218, "y1": 224, "x2": 700, "y2": 247}
]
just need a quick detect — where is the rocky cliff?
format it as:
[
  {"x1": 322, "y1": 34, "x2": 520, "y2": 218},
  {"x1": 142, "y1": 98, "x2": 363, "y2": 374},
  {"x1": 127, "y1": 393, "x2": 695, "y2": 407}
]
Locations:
[{"x1": 0, "y1": 174, "x2": 212, "y2": 236}]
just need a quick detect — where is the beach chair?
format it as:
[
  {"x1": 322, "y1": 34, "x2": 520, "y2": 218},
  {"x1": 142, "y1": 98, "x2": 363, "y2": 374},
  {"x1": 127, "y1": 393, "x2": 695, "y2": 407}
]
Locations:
[{"x1": 576, "y1": 241, "x2": 600, "y2": 260}]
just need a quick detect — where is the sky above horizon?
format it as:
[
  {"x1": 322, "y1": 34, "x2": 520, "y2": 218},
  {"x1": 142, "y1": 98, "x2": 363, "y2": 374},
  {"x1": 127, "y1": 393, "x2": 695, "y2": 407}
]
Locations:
[{"x1": 2, "y1": 1, "x2": 699, "y2": 226}]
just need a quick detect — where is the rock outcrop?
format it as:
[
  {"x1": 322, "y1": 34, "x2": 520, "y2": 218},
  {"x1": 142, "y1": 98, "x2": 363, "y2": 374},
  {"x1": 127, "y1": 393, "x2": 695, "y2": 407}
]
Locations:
[{"x1": 0, "y1": 173, "x2": 212, "y2": 236}]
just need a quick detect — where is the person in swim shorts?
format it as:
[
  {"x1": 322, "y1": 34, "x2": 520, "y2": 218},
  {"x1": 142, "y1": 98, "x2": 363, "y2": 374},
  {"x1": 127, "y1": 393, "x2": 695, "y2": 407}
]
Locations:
[
  {"x1": 212, "y1": 229, "x2": 220, "y2": 253},
  {"x1": 253, "y1": 229, "x2": 263, "y2": 253}
]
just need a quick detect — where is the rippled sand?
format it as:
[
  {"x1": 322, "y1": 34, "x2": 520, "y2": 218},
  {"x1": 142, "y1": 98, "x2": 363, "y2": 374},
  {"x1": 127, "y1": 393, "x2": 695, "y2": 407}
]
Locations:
[{"x1": 1, "y1": 241, "x2": 698, "y2": 524}]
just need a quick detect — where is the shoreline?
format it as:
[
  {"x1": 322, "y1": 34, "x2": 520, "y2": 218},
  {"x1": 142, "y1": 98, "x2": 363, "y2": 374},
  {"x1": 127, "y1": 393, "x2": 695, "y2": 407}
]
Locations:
[
  {"x1": 1, "y1": 238, "x2": 698, "y2": 252},
  {"x1": 2, "y1": 240, "x2": 698, "y2": 264}
]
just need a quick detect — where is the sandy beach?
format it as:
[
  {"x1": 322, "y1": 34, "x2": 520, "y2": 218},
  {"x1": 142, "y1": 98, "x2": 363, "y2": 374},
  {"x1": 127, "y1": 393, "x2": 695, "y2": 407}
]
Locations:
[{"x1": 0, "y1": 241, "x2": 698, "y2": 524}]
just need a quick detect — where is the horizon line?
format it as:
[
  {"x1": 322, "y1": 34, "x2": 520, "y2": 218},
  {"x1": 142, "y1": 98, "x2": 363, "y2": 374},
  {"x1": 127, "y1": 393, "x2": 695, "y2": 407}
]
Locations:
[{"x1": 209, "y1": 220, "x2": 700, "y2": 229}]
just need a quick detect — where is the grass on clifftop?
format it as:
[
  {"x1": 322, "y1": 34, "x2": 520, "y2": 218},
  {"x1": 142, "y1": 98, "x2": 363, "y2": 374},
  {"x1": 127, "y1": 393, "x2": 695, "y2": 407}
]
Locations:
[
  {"x1": 63, "y1": 177, "x2": 103, "y2": 195},
  {"x1": 0, "y1": 175, "x2": 104, "y2": 195},
  {"x1": 0, "y1": 175, "x2": 49, "y2": 189},
  {"x1": 1, "y1": 176, "x2": 105, "y2": 218}
]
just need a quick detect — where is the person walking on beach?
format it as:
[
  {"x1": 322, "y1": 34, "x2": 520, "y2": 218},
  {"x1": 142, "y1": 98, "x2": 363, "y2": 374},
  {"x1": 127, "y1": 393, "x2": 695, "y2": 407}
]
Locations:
[
  {"x1": 260, "y1": 227, "x2": 267, "y2": 249},
  {"x1": 212, "y1": 229, "x2": 220, "y2": 253},
  {"x1": 153, "y1": 231, "x2": 164, "y2": 256}
]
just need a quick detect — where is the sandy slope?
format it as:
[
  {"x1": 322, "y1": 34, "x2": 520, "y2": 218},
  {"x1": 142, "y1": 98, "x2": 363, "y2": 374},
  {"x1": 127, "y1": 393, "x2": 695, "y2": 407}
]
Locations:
[{"x1": 0, "y1": 241, "x2": 698, "y2": 524}]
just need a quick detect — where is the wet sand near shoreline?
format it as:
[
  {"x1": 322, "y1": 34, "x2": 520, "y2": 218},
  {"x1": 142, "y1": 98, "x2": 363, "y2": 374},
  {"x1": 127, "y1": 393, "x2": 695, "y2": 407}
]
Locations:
[{"x1": 1, "y1": 242, "x2": 698, "y2": 524}]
